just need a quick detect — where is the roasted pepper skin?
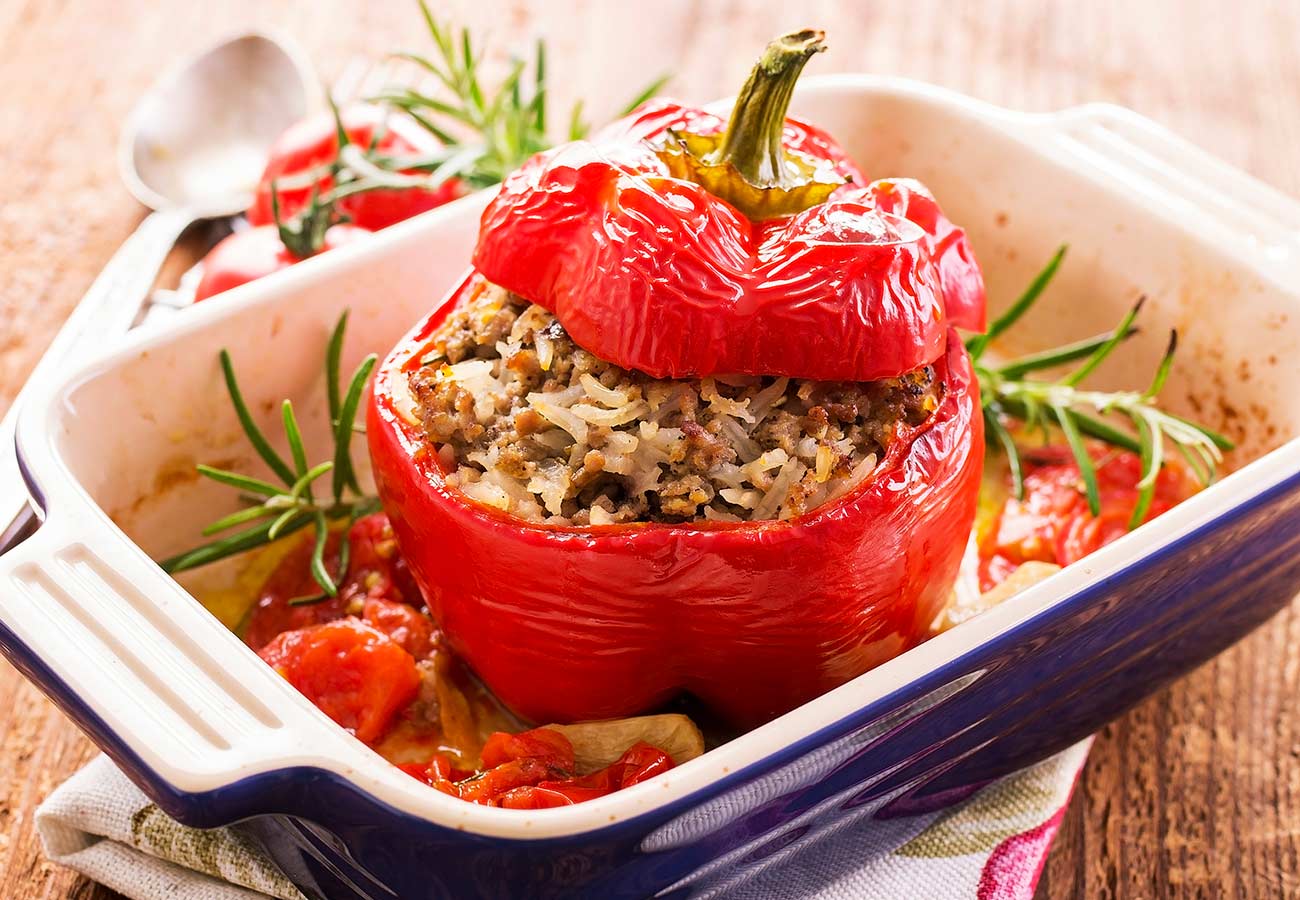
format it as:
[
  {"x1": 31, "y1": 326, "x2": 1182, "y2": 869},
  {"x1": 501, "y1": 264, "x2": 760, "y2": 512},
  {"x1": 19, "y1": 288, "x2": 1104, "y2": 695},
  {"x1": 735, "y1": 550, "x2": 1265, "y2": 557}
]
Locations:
[
  {"x1": 472, "y1": 99, "x2": 985, "y2": 382},
  {"x1": 367, "y1": 280, "x2": 983, "y2": 727}
]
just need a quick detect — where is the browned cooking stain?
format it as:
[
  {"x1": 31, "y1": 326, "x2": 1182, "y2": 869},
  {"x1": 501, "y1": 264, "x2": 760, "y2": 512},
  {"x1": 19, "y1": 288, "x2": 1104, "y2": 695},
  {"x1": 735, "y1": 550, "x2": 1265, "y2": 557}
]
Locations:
[
  {"x1": 110, "y1": 455, "x2": 242, "y2": 525},
  {"x1": 994, "y1": 211, "x2": 1008, "y2": 227},
  {"x1": 153, "y1": 457, "x2": 206, "y2": 495}
]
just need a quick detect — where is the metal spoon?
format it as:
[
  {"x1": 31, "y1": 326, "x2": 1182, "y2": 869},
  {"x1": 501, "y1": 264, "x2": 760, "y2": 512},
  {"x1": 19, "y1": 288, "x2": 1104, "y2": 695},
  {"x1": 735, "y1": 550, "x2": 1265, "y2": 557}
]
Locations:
[{"x1": 0, "y1": 32, "x2": 315, "y2": 549}]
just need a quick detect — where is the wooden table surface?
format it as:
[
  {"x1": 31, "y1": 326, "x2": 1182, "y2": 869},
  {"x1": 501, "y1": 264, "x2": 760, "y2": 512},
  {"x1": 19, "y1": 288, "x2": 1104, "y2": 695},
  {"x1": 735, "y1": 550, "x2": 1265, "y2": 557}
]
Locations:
[{"x1": 2, "y1": 1, "x2": 1299, "y2": 897}]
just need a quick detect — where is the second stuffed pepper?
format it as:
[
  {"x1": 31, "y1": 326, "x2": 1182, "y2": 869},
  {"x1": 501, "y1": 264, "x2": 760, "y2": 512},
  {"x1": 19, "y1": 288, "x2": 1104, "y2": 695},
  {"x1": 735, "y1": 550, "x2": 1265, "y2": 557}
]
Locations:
[{"x1": 369, "y1": 30, "x2": 986, "y2": 726}]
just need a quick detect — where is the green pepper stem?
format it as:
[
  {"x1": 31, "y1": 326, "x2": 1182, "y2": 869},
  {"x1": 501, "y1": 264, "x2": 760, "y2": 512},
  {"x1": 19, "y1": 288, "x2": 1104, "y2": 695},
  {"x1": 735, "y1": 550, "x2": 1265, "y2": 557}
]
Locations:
[{"x1": 717, "y1": 30, "x2": 826, "y2": 188}]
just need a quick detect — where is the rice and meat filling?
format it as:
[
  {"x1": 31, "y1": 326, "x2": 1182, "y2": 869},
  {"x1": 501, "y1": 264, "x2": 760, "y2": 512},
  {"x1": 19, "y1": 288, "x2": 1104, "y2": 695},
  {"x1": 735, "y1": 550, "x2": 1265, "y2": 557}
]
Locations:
[{"x1": 409, "y1": 281, "x2": 943, "y2": 525}]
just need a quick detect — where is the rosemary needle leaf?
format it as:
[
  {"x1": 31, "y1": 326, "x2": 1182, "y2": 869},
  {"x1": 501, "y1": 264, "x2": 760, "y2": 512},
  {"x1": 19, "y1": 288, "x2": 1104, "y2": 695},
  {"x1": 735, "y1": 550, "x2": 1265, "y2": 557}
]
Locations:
[
  {"x1": 968, "y1": 245, "x2": 1068, "y2": 360},
  {"x1": 1169, "y1": 413, "x2": 1234, "y2": 451},
  {"x1": 309, "y1": 511, "x2": 337, "y2": 596},
  {"x1": 288, "y1": 592, "x2": 330, "y2": 608},
  {"x1": 532, "y1": 38, "x2": 546, "y2": 132},
  {"x1": 268, "y1": 508, "x2": 306, "y2": 542},
  {"x1": 290, "y1": 461, "x2": 334, "y2": 500},
  {"x1": 462, "y1": 30, "x2": 484, "y2": 113},
  {"x1": 197, "y1": 465, "x2": 283, "y2": 498},
  {"x1": 382, "y1": 86, "x2": 477, "y2": 128},
  {"x1": 1129, "y1": 413, "x2": 1159, "y2": 529},
  {"x1": 416, "y1": 0, "x2": 449, "y2": 60},
  {"x1": 487, "y1": 58, "x2": 527, "y2": 127},
  {"x1": 1065, "y1": 410, "x2": 1143, "y2": 455},
  {"x1": 326, "y1": 310, "x2": 349, "y2": 425},
  {"x1": 985, "y1": 405, "x2": 1025, "y2": 500},
  {"x1": 327, "y1": 90, "x2": 351, "y2": 154},
  {"x1": 1174, "y1": 439, "x2": 1212, "y2": 485},
  {"x1": 161, "y1": 515, "x2": 312, "y2": 574},
  {"x1": 1143, "y1": 331, "x2": 1178, "y2": 400},
  {"x1": 220, "y1": 350, "x2": 296, "y2": 486},
  {"x1": 620, "y1": 73, "x2": 673, "y2": 115},
  {"x1": 568, "y1": 99, "x2": 587, "y2": 141},
  {"x1": 390, "y1": 53, "x2": 454, "y2": 96},
  {"x1": 333, "y1": 354, "x2": 378, "y2": 502},
  {"x1": 996, "y1": 326, "x2": 1138, "y2": 380},
  {"x1": 201, "y1": 504, "x2": 279, "y2": 537},
  {"x1": 401, "y1": 106, "x2": 458, "y2": 146},
  {"x1": 282, "y1": 400, "x2": 309, "y2": 479},
  {"x1": 1063, "y1": 297, "x2": 1145, "y2": 387},
  {"x1": 1053, "y1": 404, "x2": 1101, "y2": 516}
]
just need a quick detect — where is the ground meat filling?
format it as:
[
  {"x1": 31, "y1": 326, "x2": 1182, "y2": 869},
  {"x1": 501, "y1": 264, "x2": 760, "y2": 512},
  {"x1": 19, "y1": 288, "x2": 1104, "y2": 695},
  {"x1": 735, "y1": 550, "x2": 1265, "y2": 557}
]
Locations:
[{"x1": 409, "y1": 280, "x2": 943, "y2": 525}]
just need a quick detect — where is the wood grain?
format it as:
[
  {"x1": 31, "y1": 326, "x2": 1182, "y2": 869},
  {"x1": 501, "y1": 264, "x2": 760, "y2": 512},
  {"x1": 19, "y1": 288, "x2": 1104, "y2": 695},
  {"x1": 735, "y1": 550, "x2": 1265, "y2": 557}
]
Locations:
[{"x1": 1, "y1": 1, "x2": 1297, "y2": 897}]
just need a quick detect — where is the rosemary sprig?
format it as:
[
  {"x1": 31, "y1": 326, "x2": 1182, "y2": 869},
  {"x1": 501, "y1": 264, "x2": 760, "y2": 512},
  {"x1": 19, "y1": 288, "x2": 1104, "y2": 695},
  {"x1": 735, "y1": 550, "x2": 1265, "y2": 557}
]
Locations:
[
  {"x1": 160, "y1": 313, "x2": 379, "y2": 597},
  {"x1": 374, "y1": 1, "x2": 669, "y2": 189},
  {"x1": 970, "y1": 246, "x2": 1233, "y2": 526},
  {"x1": 266, "y1": 8, "x2": 669, "y2": 250}
]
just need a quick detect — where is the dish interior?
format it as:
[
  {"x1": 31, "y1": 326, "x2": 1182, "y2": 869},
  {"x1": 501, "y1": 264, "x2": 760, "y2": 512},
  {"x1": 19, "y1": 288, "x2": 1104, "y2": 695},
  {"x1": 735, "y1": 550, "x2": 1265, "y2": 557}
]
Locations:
[{"x1": 28, "y1": 78, "x2": 1300, "y2": 818}]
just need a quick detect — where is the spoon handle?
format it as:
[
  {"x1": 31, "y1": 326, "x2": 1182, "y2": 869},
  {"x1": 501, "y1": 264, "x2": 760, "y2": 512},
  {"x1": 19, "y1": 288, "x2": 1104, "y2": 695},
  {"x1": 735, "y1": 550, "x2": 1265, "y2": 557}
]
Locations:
[{"x1": 0, "y1": 207, "x2": 195, "y2": 551}]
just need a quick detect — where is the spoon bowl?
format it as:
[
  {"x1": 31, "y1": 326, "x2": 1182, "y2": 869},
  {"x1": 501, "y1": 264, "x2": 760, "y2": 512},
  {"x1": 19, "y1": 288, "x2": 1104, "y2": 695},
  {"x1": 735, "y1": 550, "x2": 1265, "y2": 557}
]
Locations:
[{"x1": 119, "y1": 32, "x2": 315, "y2": 216}]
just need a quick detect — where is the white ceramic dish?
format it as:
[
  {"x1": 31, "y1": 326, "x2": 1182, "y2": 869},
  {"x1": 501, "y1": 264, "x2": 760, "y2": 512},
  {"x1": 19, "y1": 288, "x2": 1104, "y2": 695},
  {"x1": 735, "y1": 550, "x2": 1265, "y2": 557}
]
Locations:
[{"x1": 3, "y1": 75, "x2": 1300, "y2": 897}]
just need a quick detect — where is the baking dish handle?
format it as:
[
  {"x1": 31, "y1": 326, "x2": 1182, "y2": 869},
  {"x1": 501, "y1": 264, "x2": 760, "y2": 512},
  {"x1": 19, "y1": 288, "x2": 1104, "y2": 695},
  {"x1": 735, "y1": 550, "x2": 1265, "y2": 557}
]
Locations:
[
  {"x1": 0, "y1": 511, "x2": 367, "y2": 819},
  {"x1": 1041, "y1": 103, "x2": 1300, "y2": 274}
]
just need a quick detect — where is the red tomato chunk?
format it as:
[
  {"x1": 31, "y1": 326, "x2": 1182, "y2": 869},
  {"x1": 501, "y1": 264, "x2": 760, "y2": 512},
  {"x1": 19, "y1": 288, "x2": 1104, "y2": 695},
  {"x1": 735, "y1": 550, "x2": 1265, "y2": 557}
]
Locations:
[{"x1": 259, "y1": 618, "x2": 420, "y2": 744}]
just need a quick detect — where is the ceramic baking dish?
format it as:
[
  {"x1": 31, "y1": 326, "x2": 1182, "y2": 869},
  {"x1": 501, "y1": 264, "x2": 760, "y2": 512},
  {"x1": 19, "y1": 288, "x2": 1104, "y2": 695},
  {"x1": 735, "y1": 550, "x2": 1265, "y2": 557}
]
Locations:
[{"x1": 4, "y1": 75, "x2": 1300, "y2": 899}]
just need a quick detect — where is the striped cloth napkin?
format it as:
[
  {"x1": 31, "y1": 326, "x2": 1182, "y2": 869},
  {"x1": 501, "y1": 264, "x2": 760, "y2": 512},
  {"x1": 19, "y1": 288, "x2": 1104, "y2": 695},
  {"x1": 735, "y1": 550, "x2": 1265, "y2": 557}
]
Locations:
[{"x1": 35, "y1": 741, "x2": 1089, "y2": 900}]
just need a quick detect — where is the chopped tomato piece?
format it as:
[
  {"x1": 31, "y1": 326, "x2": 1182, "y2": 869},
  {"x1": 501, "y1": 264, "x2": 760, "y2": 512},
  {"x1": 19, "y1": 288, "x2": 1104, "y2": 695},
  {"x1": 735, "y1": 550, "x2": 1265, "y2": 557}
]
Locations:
[
  {"x1": 259, "y1": 618, "x2": 420, "y2": 744},
  {"x1": 496, "y1": 785, "x2": 602, "y2": 809},
  {"x1": 433, "y1": 758, "x2": 564, "y2": 805},
  {"x1": 979, "y1": 445, "x2": 1197, "y2": 591},
  {"x1": 399, "y1": 753, "x2": 471, "y2": 785},
  {"x1": 578, "y1": 741, "x2": 675, "y2": 790},
  {"x1": 363, "y1": 597, "x2": 436, "y2": 658},
  {"x1": 494, "y1": 742, "x2": 675, "y2": 808},
  {"x1": 480, "y1": 727, "x2": 575, "y2": 771}
]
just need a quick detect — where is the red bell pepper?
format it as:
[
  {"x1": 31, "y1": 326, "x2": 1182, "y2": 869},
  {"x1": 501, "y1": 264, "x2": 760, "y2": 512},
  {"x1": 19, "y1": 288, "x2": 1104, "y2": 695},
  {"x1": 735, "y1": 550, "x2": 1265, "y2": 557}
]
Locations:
[
  {"x1": 370, "y1": 314, "x2": 981, "y2": 725},
  {"x1": 367, "y1": 30, "x2": 985, "y2": 727},
  {"x1": 473, "y1": 34, "x2": 984, "y2": 381}
]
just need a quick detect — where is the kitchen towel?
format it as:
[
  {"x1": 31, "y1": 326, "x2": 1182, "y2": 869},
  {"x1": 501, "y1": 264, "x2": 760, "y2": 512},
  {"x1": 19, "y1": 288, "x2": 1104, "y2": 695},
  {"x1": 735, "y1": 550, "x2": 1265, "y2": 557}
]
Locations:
[{"x1": 36, "y1": 740, "x2": 1090, "y2": 900}]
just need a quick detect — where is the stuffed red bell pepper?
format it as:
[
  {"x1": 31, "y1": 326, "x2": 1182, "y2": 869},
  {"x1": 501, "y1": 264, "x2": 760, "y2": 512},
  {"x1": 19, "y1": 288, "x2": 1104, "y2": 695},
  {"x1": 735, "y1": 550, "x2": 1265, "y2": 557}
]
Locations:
[{"x1": 369, "y1": 30, "x2": 986, "y2": 727}]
